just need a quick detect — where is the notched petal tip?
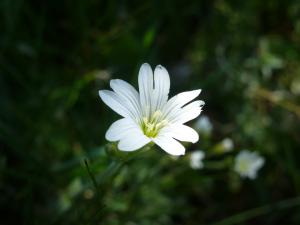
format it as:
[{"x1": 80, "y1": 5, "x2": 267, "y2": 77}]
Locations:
[
  {"x1": 199, "y1": 100, "x2": 205, "y2": 107},
  {"x1": 189, "y1": 100, "x2": 205, "y2": 108},
  {"x1": 154, "y1": 65, "x2": 170, "y2": 79},
  {"x1": 140, "y1": 62, "x2": 151, "y2": 70},
  {"x1": 154, "y1": 64, "x2": 168, "y2": 73},
  {"x1": 155, "y1": 64, "x2": 164, "y2": 70}
]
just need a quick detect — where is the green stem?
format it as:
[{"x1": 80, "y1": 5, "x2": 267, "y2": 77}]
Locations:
[
  {"x1": 84, "y1": 159, "x2": 100, "y2": 197},
  {"x1": 86, "y1": 144, "x2": 153, "y2": 191}
]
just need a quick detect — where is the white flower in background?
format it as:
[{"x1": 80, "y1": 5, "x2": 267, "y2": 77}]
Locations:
[
  {"x1": 190, "y1": 150, "x2": 205, "y2": 169},
  {"x1": 194, "y1": 115, "x2": 212, "y2": 134},
  {"x1": 99, "y1": 63, "x2": 204, "y2": 156},
  {"x1": 234, "y1": 150, "x2": 265, "y2": 179},
  {"x1": 221, "y1": 138, "x2": 234, "y2": 152}
]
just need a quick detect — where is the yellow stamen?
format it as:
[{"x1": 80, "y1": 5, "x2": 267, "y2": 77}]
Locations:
[{"x1": 141, "y1": 111, "x2": 168, "y2": 137}]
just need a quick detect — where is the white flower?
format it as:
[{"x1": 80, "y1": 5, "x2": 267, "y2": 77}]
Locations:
[
  {"x1": 194, "y1": 115, "x2": 212, "y2": 134},
  {"x1": 190, "y1": 150, "x2": 205, "y2": 169},
  {"x1": 221, "y1": 138, "x2": 234, "y2": 152},
  {"x1": 234, "y1": 150, "x2": 265, "y2": 179},
  {"x1": 99, "y1": 63, "x2": 204, "y2": 156}
]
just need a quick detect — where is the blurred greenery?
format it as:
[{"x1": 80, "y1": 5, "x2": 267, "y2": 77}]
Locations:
[{"x1": 1, "y1": 0, "x2": 300, "y2": 224}]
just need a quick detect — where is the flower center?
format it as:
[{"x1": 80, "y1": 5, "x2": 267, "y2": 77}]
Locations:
[
  {"x1": 239, "y1": 160, "x2": 250, "y2": 173},
  {"x1": 141, "y1": 110, "x2": 168, "y2": 138}
]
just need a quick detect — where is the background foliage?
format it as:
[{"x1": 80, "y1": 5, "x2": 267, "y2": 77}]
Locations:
[{"x1": 1, "y1": 0, "x2": 300, "y2": 224}]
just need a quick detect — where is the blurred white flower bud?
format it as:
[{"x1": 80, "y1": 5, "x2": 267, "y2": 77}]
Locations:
[
  {"x1": 194, "y1": 115, "x2": 212, "y2": 135},
  {"x1": 221, "y1": 138, "x2": 234, "y2": 152},
  {"x1": 190, "y1": 150, "x2": 205, "y2": 170},
  {"x1": 234, "y1": 150, "x2": 265, "y2": 179}
]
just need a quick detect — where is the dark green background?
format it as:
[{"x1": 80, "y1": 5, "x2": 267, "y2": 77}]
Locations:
[{"x1": 1, "y1": 0, "x2": 300, "y2": 224}]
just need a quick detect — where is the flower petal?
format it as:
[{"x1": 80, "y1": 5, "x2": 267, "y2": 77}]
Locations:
[
  {"x1": 138, "y1": 63, "x2": 153, "y2": 118},
  {"x1": 162, "y1": 89, "x2": 201, "y2": 118},
  {"x1": 118, "y1": 132, "x2": 151, "y2": 151},
  {"x1": 173, "y1": 89, "x2": 202, "y2": 107},
  {"x1": 110, "y1": 79, "x2": 142, "y2": 121},
  {"x1": 153, "y1": 135, "x2": 185, "y2": 155},
  {"x1": 105, "y1": 118, "x2": 140, "y2": 141},
  {"x1": 99, "y1": 90, "x2": 133, "y2": 118},
  {"x1": 152, "y1": 65, "x2": 170, "y2": 112},
  {"x1": 168, "y1": 100, "x2": 205, "y2": 124},
  {"x1": 160, "y1": 124, "x2": 199, "y2": 143}
]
